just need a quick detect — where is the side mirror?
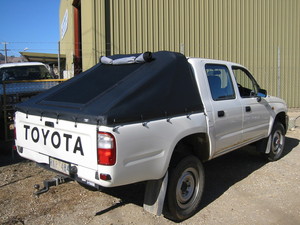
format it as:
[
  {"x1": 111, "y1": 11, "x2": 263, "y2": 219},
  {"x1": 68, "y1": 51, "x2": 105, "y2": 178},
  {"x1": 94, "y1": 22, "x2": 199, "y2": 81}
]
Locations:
[
  {"x1": 257, "y1": 88, "x2": 267, "y2": 97},
  {"x1": 257, "y1": 88, "x2": 267, "y2": 102}
]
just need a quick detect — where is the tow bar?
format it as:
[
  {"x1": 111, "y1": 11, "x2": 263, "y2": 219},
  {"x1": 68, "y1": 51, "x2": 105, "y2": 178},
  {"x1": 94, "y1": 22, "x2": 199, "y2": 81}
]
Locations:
[{"x1": 34, "y1": 175, "x2": 72, "y2": 196}]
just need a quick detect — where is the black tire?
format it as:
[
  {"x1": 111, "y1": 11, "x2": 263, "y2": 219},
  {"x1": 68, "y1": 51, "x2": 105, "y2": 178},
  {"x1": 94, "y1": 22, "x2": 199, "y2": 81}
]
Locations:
[
  {"x1": 265, "y1": 122, "x2": 286, "y2": 161},
  {"x1": 257, "y1": 122, "x2": 286, "y2": 161},
  {"x1": 165, "y1": 155, "x2": 204, "y2": 221}
]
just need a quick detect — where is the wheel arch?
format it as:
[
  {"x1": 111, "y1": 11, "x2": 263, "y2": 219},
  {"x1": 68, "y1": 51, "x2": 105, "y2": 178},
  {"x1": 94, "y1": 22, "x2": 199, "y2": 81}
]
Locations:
[
  {"x1": 169, "y1": 133, "x2": 210, "y2": 168},
  {"x1": 273, "y1": 111, "x2": 288, "y2": 134}
]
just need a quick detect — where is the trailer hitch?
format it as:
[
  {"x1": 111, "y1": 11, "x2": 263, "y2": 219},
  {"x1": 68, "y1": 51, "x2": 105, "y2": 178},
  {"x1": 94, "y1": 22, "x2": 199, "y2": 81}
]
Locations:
[{"x1": 34, "y1": 175, "x2": 72, "y2": 196}]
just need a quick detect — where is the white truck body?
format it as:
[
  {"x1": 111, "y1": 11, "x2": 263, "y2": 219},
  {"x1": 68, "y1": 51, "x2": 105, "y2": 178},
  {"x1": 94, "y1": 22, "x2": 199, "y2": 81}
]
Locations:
[
  {"x1": 14, "y1": 52, "x2": 288, "y2": 221},
  {"x1": 15, "y1": 111, "x2": 207, "y2": 187}
]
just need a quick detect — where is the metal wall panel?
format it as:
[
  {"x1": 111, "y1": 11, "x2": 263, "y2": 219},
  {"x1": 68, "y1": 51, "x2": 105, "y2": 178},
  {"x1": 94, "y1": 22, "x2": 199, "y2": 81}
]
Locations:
[
  {"x1": 59, "y1": 0, "x2": 75, "y2": 75},
  {"x1": 106, "y1": 0, "x2": 300, "y2": 107},
  {"x1": 81, "y1": 0, "x2": 106, "y2": 68},
  {"x1": 60, "y1": 0, "x2": 300, "y2": 107}
]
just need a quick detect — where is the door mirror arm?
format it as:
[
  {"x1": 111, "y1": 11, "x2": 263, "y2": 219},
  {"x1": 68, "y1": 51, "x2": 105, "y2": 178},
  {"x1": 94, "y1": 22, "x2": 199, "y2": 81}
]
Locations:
[{"x1": 257, "y1": 96, "x2": 262, "y2": 102}]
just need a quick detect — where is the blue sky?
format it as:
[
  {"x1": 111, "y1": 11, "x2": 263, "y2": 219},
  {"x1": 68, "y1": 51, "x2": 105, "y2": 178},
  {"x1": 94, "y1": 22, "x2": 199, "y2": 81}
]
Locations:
[{"x1": 0, "y1": 0, "x2": 60, "y2": 56}]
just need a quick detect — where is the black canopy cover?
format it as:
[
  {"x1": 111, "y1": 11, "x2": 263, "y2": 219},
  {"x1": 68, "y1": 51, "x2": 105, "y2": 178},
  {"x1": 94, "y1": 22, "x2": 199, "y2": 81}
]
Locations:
[{"x1": 16, "y1": 51, "x2": 203, "y2": 126}]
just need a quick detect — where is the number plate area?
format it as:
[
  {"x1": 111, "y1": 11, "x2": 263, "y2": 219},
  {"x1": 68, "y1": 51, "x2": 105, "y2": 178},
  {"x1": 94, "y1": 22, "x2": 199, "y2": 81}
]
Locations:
[{"x1": 49, "y1": 157, "x2": 70, "y2": 175}]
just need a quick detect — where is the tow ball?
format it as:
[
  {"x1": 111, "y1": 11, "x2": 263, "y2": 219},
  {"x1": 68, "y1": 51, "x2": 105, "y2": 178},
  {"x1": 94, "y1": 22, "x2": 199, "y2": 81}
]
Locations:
[{"x1": 34, "y1": 175, "x2": 72, "y2": 196}]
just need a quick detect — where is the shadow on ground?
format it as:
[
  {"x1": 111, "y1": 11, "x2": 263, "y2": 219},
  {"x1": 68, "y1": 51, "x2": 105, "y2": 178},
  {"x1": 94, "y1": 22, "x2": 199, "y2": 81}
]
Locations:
[
  {"x1": 95, "y1": 136, "x2": 299, "y2": 217},
  {"x1": 0, "y1": 141, "x2": 25, "y2": 167},
  {"x1": 201, "y1": 136, "x2": 298, "y2": 209}
]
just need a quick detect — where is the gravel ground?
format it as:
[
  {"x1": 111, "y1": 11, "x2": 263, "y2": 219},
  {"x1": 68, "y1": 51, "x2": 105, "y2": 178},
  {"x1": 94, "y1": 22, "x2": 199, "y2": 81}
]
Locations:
[{"x1": 0, "y1": 125, "x2": 299, "y2": 224}]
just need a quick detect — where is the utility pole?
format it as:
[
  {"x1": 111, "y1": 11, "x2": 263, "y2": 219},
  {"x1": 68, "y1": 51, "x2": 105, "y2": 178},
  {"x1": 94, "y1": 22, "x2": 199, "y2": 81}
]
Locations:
[
  {"x1": 277, "y1": 46, "x2": 281, "y2": 98},
  {"x1": 58, "y1": 41, "x2": 61, "y2": 78},
  {"x1": 0, "y1": 42, "x2": 10, "y2": 63}
]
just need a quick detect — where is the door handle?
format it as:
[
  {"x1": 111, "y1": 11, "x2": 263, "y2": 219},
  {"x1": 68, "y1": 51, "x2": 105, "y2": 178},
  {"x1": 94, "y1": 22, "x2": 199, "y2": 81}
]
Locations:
[
  {"x1": 245, "y1": 106, "x2": 251, "y2": 112},
  {"x1": 218, "y1": 110, "x2": 225, "y2": 117}
]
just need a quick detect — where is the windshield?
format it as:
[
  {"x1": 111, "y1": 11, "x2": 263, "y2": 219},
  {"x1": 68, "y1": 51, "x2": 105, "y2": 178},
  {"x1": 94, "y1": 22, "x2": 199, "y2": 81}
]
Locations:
[{"x1": 0, "y1": 65, "x2": 53, "y2": 81}]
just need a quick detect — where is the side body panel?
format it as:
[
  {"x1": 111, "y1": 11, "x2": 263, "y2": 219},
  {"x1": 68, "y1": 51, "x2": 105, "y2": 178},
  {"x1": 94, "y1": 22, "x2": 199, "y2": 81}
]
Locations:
[
  {"x1": 189, "y1": 59, "x2": 243, "y2": 157},
  {"x1": 98, "y1": 114, "x2": 207, "y2": 186},
  {"x1": 188, "y1": 58, "x2": 287, "y2": 159}
]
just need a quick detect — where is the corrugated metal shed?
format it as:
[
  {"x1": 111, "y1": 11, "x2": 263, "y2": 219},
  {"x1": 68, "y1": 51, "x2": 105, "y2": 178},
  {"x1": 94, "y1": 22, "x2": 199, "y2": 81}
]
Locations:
[{"x1": 60, "y1": 0, "x2": 300, "y2": 107}]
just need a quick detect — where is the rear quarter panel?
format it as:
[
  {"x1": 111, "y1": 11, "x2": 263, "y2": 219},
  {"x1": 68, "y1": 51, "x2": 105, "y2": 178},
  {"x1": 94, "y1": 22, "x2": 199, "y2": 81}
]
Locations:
[{"x1": 97, "y1": 113, "x2": 207, "y2": 187}]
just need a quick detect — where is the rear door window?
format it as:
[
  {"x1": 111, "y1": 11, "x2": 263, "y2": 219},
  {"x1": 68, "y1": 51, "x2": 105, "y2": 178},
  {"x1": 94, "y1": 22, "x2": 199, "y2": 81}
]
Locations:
[{"x1": 205, "y1": 64, "x2": 235, "y2": 101}]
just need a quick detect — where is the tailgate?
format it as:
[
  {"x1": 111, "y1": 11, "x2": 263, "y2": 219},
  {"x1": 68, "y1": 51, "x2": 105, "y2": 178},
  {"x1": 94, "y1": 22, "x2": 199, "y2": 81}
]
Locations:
[{"x1": 15, "y1": 111, "x2": 98, "y2": 170}]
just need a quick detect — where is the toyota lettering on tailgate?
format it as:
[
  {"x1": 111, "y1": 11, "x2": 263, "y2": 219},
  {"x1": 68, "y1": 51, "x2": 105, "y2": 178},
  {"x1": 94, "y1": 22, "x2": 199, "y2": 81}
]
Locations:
[{"x1": 23, "y1": 125, "x2": 84, "y2": 156}]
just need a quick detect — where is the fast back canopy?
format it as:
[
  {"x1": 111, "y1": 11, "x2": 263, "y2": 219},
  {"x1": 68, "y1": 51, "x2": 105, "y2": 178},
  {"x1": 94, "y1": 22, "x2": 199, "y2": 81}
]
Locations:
[{"x1": 16, "y1": 51, "x2": 203, "y2": 126}]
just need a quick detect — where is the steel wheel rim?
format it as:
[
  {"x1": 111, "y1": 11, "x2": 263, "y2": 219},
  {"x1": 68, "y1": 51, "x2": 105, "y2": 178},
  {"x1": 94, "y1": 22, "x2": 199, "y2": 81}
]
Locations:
[
  {"x1": 271, "y1": 130, "x2": 284, "y2": 155},
  {"x1": 176, "y1": 168, "x2": 199, "y2": 209}
]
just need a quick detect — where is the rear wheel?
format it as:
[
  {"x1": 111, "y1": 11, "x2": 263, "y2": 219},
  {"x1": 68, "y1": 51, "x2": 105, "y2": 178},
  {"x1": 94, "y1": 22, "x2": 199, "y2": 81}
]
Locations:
[{"x1": 165, "y1": 155, "x2": 204, "y2": 221}]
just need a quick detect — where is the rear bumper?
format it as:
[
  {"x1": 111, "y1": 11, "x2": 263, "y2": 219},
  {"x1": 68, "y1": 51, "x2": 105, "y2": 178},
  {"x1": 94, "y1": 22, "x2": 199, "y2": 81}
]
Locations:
[
  {"x1": 37, "y1": 162, "x2": 103, "y2": 191},
  {"x1": 16, "y1": 145, "x2": 106, "y2": 189}
]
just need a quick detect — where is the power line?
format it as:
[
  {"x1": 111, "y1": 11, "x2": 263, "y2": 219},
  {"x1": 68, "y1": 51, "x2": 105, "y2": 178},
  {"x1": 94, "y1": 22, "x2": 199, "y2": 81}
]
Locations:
[{"x1": 2, "y1": 41, "x2": 59, "y2": 44}]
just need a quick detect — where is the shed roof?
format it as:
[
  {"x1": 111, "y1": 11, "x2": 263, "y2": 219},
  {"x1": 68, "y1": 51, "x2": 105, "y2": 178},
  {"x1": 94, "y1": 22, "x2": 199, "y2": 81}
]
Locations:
[{"x1": 19, "y1": 52, "x2": 66, "y2": 64}]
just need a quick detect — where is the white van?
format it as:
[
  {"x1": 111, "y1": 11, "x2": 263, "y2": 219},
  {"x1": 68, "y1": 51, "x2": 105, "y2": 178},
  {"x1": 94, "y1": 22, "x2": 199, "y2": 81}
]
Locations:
[{"x1": 0, "y1": 62, "x2": 53, "y2": 81}]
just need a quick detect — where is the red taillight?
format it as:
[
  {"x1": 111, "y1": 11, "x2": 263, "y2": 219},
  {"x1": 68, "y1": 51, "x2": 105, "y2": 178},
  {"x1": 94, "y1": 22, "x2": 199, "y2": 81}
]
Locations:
[
  {"x1": 97, "y1": 132, "x2": 116, "y2": 165},
  {"x1": 14, "y1": 126, "x2": 17, "y2": 140},
  {"x1": 100, "y1": 173, "x2": 111, "y2": 181},
  {"x1": 13, "y1": 127, "x2": 17, "y2": 151}
]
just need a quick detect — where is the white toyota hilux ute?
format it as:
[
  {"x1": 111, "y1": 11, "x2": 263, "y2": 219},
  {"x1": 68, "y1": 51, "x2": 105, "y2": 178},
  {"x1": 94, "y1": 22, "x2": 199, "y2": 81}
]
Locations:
[{"x1": 14, "y1": 51, "x2": 288, "y2": 221}]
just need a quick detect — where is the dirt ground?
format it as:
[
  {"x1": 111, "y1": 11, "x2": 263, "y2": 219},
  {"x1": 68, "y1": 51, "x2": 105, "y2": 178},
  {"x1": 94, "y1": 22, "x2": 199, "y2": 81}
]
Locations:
[{"x1": 1, "y1": 124, "x2": 299, "y2": 224}]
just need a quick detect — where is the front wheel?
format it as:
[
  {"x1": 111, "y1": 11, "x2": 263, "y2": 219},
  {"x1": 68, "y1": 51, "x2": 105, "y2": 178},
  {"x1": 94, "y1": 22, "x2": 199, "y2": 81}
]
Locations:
[
  {"x1": 165, "y1": 155, "x2": 204, "y2": 221},
  {"x1": 265, "y1": 122, "x2": 286, "y2": 161}
]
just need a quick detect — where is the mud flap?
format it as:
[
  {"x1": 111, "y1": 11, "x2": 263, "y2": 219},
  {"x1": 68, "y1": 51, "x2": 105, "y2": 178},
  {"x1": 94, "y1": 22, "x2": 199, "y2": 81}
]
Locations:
[
  {"x1": 265, "y1": 135, "x2": 272, "y2": 154},
  {"x1": 143, "y1": 172, "x2": 168, "y2": 216}
]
